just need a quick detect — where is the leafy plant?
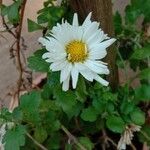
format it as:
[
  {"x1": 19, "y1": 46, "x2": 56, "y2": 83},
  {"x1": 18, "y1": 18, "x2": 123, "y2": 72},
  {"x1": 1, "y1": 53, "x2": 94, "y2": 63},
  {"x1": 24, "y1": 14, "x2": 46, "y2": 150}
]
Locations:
[{"x1": 0, "y1": 0, "x2": 150, "y2": 149}]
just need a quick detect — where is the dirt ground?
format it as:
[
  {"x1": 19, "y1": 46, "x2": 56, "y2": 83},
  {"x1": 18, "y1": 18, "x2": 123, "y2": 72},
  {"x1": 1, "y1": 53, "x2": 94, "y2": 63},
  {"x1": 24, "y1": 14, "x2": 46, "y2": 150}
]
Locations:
[{"x1": 0, "y1": 0, "x2": 129, "y2": 106}]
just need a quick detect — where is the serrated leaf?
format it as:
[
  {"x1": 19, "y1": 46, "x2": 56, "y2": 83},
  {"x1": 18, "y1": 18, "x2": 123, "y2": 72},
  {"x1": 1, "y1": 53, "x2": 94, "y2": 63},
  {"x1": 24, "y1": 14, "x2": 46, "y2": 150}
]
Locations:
[
  {"x1": 1, "y1": 5, "x2": 9, "y2": 16},
  {"x1": 8, "y1": 3, "x2": 20, "y2": 24},
  {"x1": 125, "y1": 5, "x2": 141, "y2": 24},
  {"x1": 130, "y1": 110, "x2": 145, "y2": 125},
  {"x1": 47, "y1": 132, "x2": 61, "y2": 149},
  {"x1": 77, "y1": 137, "x2": 94, "y2": 150},
  {"x1": 37, "y1": 6, "x2": 66, "y2": 28},
  {"x1": 20, "y1": 91, "x2": 41, "y2": 123},
  {"x1": 81, "y1": 107, "x2": 98, "y2": 122},
  {"x1": 34, "y1": 127, "x2": 47, "y2": 143},
  {"x1": 114, "y1": 11, "x2": 122, "y2": 34},
  {"x1": 47, "y1": 72, "x2": 60, "y2": 88},
  {"x1": 27, "y1": 19, "x2": 43, "y2": 32},
  {"x1": 54, "y1": 87, "x2": 77, "y2": 119},
  {"x1": 120, "y1": 101, "x2": 135, "y2": 115},
  {"x1": 44, "y1": 111, "x2": 60, "y2": 132},
  {"x1": 135, "y1": 85, "x2": 150, "y2": 101},
  {"x1": 139, "y1": 68, "x2": 150, "y2": 80},
  {"x1": 75, "y1": 77, "x2": 87, "y2": 103},
  {"x1": 106, "y1": 116, "x2": 125, "y2": 133},
  {"x1": 28, "y1": 49, "x2": 49, "y2": 72},
  {"x1": 131, "y1": 44, "x2": 150, "y2": 60},
  {"x1": 3, "y1": 125, "x2": 26, "y2": 150},
  {"x1": 12, "y1": 107, "x2": 23, "y2": 122}
]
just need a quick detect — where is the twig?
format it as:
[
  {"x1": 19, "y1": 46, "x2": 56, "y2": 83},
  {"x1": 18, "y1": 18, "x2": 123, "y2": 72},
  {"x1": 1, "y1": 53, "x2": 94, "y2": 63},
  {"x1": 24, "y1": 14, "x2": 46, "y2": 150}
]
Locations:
[
  {"x1": 61, "y1": 125, "x2": 87, "y2": 150},
  {"x1": 26, "y1": 133, "x2": 48, "y2": 150},
  {"x1": 1, "y1": 17, "x2": 17, "y2": 38},
  {"x1": 15, "y1": 0, "x2": 27, "y2": 102},
  {"x1": 140, "y1": 131, "x2": 150, "y2": 141},
  {"x1": 101, "y1": 129, "x2": 117, "y2": 148},
  {"x1": 130, "y1": 143, "x2": 137, "y2": 150},
  {"x1": 107, "y1": 137, "x2": 117, "y2": 147}
]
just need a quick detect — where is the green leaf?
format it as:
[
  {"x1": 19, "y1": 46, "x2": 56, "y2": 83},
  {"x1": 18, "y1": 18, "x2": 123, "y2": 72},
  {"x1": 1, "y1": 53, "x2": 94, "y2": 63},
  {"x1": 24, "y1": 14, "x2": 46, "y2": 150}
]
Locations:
[
  {"x1": 0, "y1": 108, "x2": 12, "y2": 121},
  {"x1": 131, "y1": 44, "x2": 150, "y2": 60},
  {"x1": 8, "y1": 3, "x2": 20, "y2": 24},
  {"x1": 81, "y1": 107, "x2": 98, "y2": 122},
  {"x1": 12, "y1": 107, "x2": 23, "y2": 122},
  {"x1": 114, "y1": 11, "x2": 122, "y2": 34},
  {"x1": 41, "y1": 84, "x2": 53, "y2": 100},
  {"x1": 34, "y1": 127, "x2": 47, "y2": 143},
  {"x1": 130, "y1": 110, "x2": 145, "y2": 125},
  {"x1": 77, "y1": 137, "x2": 94, "y2": 150},
  {"x1": 28, "y1": 49, "x2": 49, "y2": 72},
  {"x1": 92, "y1": 98, "x2": 105, "y2": 114},
  {"x1": 135, "y1": 85, "x2": 150, "y2": 101},
  {"x1": 27, "y1": 19, "x2": 43, "y2": 32},
  {"x1": 37, "y1": 6, "x2": 66, "y2": 28},
  {"x1": 125, "y1": 5, "x2": 141, "y2": 24},
  {"x1": 1, "y1": 5, "x2": 9, "y2": 16},
  {"x1": 120, "y1": 101, "x2": 135, "y2": 115},
  {"x1": 106, "y1": 116, "x2": 125, "y2": 133},
  {"x1": 40, "y1": 100, "x2": 60, "y2": 112},
  {"x1": 20, "y1": 91, "x2": 41, "y2": 123},
  {"x1": 47, "y1": 72, "x2": 60, "y2": 88},
  {"x1": 47, "y1": 132, "x2": 61, "y2": 149},
  {"x1": 139, "y1": 68, "x2": 150, "y2": 80},
  {"x1": 75, "y1": 77, "x2": 87, "y2": 103},
  {"x1": 3, "y1": 125, "x2": 26, "y2": 150},
  {"x1": 54, "y1": 87, "x2": 77, "y2": 119}
]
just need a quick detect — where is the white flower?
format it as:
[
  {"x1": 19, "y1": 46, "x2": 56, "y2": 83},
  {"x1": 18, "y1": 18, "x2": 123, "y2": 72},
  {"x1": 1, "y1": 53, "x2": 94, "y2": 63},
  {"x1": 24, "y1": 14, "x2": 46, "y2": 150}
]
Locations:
[{"x1": 39, "y1": 13, "x2": 116, "y2": 91}]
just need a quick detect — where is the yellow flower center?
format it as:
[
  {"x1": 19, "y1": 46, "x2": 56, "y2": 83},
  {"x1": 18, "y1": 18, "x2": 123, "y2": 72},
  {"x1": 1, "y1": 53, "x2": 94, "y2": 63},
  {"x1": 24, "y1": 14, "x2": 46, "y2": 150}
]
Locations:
[{"x1": 66, "y1": 41, "x2": 88, "y2": 63}]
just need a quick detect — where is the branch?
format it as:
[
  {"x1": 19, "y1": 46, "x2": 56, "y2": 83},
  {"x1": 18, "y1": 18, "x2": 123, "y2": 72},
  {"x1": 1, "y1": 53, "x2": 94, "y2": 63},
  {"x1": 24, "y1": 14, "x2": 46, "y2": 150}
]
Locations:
[
  {"x1": 15, "y1": 0, "x2": 27, "y2": 101},
  {"x1": 26, "y1": 133, "x2": 48, "y2": 150},
  {"x1": 1, "y1": 17, "x2": 17, "y2": 38},
  {"x1": 61, "y1": 125, "x2": 87, "y2": 150}
]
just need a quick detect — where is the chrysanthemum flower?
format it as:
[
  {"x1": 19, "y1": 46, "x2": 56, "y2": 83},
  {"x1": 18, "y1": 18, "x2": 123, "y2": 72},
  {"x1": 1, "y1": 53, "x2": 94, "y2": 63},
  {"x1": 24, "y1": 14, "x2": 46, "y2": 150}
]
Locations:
[{"x1": 39, "y1": 13, "x2": 116, "y2": 91}]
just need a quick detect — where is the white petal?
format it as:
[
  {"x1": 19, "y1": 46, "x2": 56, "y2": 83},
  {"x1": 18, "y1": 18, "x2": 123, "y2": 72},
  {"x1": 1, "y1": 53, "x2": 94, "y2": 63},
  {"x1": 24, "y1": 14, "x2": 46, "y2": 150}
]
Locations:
[
  {"x1": 80, "y1": 70, "x2": 94, "y2": 81},
  {"x1": 90, "y1": 38, "x2": 116, "y2": 50},
  {"x1": 60, "y1": 63, "x2": 72, "y2": 83},
  {"x1": 87, "y1": 29, "x2": 109, "y2": 46},
  {"x1": 38, "y1": 37, "x2": 52, "y2": 52},
  {"x1": 82, "y1": 12, "x2": 92, "y2": 28},
  {"x1": 100, "y1": 38, "x2": 116, "y2": 48},
  {"x1": 84, "y1": 60, "x2": 109, "y2": 74},
  {"x1": 50, "y1": 59, "x2": 67, "y2": 71},
  {"x1": 72, "y1": 26, "x2": 83, "y2": 41},
  {"x1": 38, "y1": 37, "x2": 49, "y2": 45},
  {"x1": 94, "y1": 75, "x2": 109, "y2": 86},
  {"x1": 89, "y1": 48, "x2": 107, "y2": 60},
  {"x1": 73, "y1": 13, "x2": 79, "y2": 26},
  {"x1": 42, "y1": 52, "x2": 51, "y2": 59},
  {"x1": 83, "y1": 22, "x2": 100, "y2": 41},
  {"x1": 62, "y1": 75, "x2": 70, "y2": 91},
  {"x1": 71, "y1": 66, "x2": 79, "y2": 89},
  {"x1": 43, "y1": 52, "x2": 66, "y2": 62}
]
